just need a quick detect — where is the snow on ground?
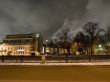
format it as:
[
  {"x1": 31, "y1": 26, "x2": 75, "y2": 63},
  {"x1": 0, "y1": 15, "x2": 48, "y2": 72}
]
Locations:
[
  {"x1": 0, "y1": 62, "x2": 110, "y2": 66},
  {"x1": 0, "y1": 80, "x2": 109, "y2": 82}
]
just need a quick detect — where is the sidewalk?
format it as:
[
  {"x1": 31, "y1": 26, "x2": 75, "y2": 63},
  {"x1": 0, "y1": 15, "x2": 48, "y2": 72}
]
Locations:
[{"x1": 0, "y1": 62, "x2": 110, "y2": 66}]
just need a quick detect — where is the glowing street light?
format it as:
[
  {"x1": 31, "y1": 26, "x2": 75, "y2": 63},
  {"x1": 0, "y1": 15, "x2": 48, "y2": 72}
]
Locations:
[
  {"x1": 46, "y1": 40, "x2": 49, "y2": 42},
  {"x1": 98, "y1": 45, "x2": 102, "y2": 48}
]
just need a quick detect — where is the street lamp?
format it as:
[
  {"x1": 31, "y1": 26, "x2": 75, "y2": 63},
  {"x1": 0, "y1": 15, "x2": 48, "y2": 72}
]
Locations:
[{"x1": 98, "y1": 45, "x2": 102, "y2": 48}]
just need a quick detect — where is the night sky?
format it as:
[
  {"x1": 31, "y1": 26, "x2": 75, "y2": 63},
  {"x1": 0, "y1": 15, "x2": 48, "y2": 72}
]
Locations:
[{"x1": 0, "y1": 0, "x2": 109, "y2": 41}]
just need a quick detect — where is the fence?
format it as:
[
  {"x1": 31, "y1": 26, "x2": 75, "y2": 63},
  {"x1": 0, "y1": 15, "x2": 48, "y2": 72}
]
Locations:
[{"x1": 0, "y1": 55, "x2": 110, "y2": 63}]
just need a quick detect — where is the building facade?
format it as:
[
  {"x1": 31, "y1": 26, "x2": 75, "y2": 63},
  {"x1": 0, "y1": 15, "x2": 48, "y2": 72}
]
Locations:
[{"x1": 0, "y1": 33, "x2": 43, "y2": 56}]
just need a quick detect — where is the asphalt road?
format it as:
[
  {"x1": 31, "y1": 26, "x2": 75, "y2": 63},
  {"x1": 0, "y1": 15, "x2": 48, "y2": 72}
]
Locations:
[{"x1": 0, "y1": 65, "x2": 110, "y2": 82}]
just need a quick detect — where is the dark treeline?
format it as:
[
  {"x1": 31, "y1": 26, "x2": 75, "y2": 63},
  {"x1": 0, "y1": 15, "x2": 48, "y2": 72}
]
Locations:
[{"x1": 46, "y1": 22, "x2": 110, "y2": 56}]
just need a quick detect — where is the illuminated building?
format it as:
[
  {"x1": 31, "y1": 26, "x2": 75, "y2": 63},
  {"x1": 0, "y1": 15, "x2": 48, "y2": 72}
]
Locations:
[
  {"x1": 43, "y1": 41, "x2": 71, "y2": 55},
  {"x1": 0, "y1": 33, "x2": 43, "y2": 56}
]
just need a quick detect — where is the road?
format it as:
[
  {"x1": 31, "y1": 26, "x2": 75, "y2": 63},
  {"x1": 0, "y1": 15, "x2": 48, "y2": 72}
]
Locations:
[{"x1": 0, "y1": 65, "x2": 110, "y2": 82}]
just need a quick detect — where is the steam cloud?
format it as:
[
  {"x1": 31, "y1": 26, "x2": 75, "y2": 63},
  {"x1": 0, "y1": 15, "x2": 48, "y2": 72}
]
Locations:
[
  {"x1": 53, "y1": 0, "x2": 110, "y2": 39},
  {"x1": 0, "y1": 0, "x2": 109, "y2": 41}
]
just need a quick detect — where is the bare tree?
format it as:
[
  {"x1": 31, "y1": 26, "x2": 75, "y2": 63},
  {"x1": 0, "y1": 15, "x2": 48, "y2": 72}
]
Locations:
[
  {"x1": 56, "y1": 27, "x2": 71, "y2": 62},
  {"x1": 74, "y1": 31, "x2": 90, "y2": 55},
  {"x1": 57, "y1": 27, "x2": 71, "y2": 54},
  {"x1": 83, "y1": 22, "x2": 104, "y2": 55}
]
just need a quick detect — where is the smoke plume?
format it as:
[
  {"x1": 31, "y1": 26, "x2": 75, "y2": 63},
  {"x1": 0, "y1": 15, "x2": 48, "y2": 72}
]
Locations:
[
  {"x1": 0, "y1": 0, "x2": 110, "y2": 41},
  {"x1": 53, "y1": 0, "x2": 110, "y2": 39}
]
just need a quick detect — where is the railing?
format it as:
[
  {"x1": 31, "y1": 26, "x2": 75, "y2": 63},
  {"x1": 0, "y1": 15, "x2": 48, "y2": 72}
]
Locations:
[
  {"x1": 0, "y1": 56, "x2": 41, "y2": 63},
  {"x1": 0, "y1": 55, "x2": 110, "y2": 63}
]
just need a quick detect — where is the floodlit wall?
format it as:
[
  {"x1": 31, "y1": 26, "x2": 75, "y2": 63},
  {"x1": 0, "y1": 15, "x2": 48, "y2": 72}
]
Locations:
[{"x1": 0, "y1": 44, "x2": 31, "y2": 56}]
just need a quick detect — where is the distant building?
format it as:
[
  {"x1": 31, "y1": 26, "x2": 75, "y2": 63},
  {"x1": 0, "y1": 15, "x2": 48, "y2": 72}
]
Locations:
[
  {"x1": 0, "y1": 33, "x2": 43, "y2": 56},
  {"x1": 43, "y1": 41, "x2": 71, "y2": 55}
]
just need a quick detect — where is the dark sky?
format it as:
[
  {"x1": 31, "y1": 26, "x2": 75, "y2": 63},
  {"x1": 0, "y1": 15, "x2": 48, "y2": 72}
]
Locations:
[{"x1": 0, "y1": 0, "x2": 109, "y2": 41}]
